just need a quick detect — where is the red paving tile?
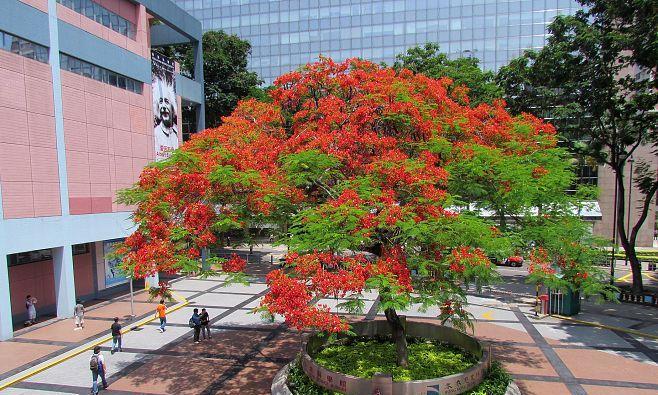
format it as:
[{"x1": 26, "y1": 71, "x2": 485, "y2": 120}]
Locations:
[
  {"x1": 492, "y1": 344, "x2": 558, "y2": 377},
  {"x1": 582, "y1": 385, "x2": 658, "y2": 395},
  {"x1": 216, "y1": 360, "x2": 285, "y2": 395},
  {"x1": 0, "y1": 342, "x2": 63, "y2": 376},
  {"x1": 16, "y1": 318, "x2": 111, "y2": 342},
  {"x1": 259, "y1": 331, "x2": 303, "y2": 360},
  {"x1": 556, "y1": 348, "x2": 658, "y2": 384},
  {"x1": 473, "y1": 322, "x2": 534, "y2": 344},
  {"x1": 109, "y1": 355, "x2": 234, "y2": 394},
  {"x1": 516, "y1": 380, "x2": 571, "y2": 395},
  {"x1": 167, "y1": 329, "x2": 271, "y2": 357}
]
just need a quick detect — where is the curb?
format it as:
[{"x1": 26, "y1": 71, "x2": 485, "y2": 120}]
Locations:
[
  {"x1": 0, "y1": 291, "x2": 189, "y2": 391},
  {"x1": 552, "y1": 314, "x2": 658, "y2": 340}
]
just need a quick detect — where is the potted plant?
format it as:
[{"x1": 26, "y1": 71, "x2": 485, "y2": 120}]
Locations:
[{"x1": 524, "y1": 217, "x2": 618, "y2": 315}]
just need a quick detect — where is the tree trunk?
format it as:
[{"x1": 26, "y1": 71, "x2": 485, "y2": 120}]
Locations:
[
  {"x1": 614, "y1": 168, "x2": 644, "y2": 294},
  {"x1": 384, "y1": 307, "x2": 408, "y2": 367}
]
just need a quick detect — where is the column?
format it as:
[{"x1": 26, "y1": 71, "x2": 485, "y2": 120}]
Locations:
[
  {"x1": 53, "y1": 245, "x2": 76, "y2": 318},
  {"x1": 0, "y1": 257, "x2": 13, "y2": 340},
  {"x1": 193, "y1": 40, "x2": 205, "y2": 131}
]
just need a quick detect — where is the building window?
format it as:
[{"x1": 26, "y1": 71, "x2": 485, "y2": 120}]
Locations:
[
  {"x1": 0, "y1": 30, "x2": 48, "y2": 63},
  {"x1": 7, "y1": 244, "x2": 90, "y2": 267},
  {"x1": 56, "y1": 0, "x2": 137, "y2": 40},
  {"x1": 60, "y1": 53, "x2": 143, "y2": 94}
]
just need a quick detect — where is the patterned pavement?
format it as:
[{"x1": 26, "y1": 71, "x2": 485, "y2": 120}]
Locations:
[{"x1": 0, "y1": 251, "x2": 657, "y2": 394}]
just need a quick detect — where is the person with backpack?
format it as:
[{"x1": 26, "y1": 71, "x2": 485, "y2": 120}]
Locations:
[
  {"x1": 74, "y1": 300, "x2": 85, "y2": 330},
  {"x1": 110, "y1": 317, "x2": 122, "y2": 353},
  {"x1": 89, "y1": 346, "x2": 108, "y2": 393},
  {"x1": 200, "y1": 308, "x2": 211, "y2": 339},
  {"x1": 189, "y1": 308, "x2": 201, "y2": 343},
  {"x1": 156, "y1": 299, "x2": 166, "y2": 333}
]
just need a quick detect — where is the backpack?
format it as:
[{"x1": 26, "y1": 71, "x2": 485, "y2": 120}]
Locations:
[
  {"x1": 90, "y1": 355, "x2": 99, "y2": 371},
  {"x1": 188, "y1": 317, "x2": 195, "y2": 328}
]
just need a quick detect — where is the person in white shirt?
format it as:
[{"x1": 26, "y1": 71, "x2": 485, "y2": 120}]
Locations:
[{"x1": 74, "y1": 300, "x2": 85, "y2": 330}]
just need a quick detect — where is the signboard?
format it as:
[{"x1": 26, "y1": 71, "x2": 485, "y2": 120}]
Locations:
[
  {"x1": 104, "y1": 239, "x2": 128, "y2": 287},
  {"x1": 151, "y1": 51, "x2": 179, "y2": 161}
]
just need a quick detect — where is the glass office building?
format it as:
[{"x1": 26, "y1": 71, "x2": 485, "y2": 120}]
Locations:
[{"x1": 174, "y1": 0, "x2": 582, "y2": 84}]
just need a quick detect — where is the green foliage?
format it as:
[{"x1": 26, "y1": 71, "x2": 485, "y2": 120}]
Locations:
[
  {"x1": 281, "y1": 150, "x2": 342, "y2": 188},
  {"x1": 164, "y1": 31, "x2": 263, "y2": 128},
  {"x1": 286, "y1": 357, "x2": 511, "y2": 395},
  {"x1": 464, "y1": 361, "x2": 511, "y2": 395},
  {"x1": 496, "y1": 0, "x2": 658, "y2": 292},
  {"x1": 313, "y1": 337, "x2": 476, "y2": 382},
  {"x1": 523, "y1": 216, "x2": 618, "y2": 301},
  {"x1": 287, "y1": 358, "x2": 340, "y2": 395},
  {"x1": 394, "y1": 43, "x2": 503, "y2": 106}
]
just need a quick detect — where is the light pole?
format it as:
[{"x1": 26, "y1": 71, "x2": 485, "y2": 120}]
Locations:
[
  {"x1": 610, "y1": 172, "x2": 619, "y2": 285},
  {"x1": 624, "y1": 156, "x2": 634, "y2": 266}
]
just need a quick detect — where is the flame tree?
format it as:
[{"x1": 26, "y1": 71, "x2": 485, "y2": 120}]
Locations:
[{"x1": 118, "y1": 58, "x2": 582, "y2": 366}]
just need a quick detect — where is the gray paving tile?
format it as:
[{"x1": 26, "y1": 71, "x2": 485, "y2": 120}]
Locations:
[
  {"x1": 172, "y1": 279, "x2": 223, "y2": 292},
  {"x1": 0, "y1": 388, "x2": 76, "y2": 395},
  {"x1": 534, "y1": 323, "x2": 634, "y2": 348},
  {"x1": 26, "y1": 351, "x2": 147, "y2": 387},
  {"x1": 164, "y1": 306, "x2": 228, "y2": 325},
  {"x1": 189, "y1": 292, "x2": 253, "y2": 307},
  {"x1": 212, "y1": 282, "x2": 269, "y2": 294},
  {"x1": 99, "y1": 325, "x2": 190, "y2": 351},
  {"x1": 215, "y1": 309, "x2": 284, "y2": 327}
]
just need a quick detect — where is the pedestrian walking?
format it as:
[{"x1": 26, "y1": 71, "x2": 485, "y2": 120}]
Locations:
[
  {"x1": 110, "y1": 317, "x2": 122, "y2": 353},
  {"x1": 89, "y1": 346, "x2": 108, "y2": 393},
  {"x1": 25, "y1": 295, "x2": 37, "y2": 326},
  {"x1": 200, "y1": 308, "x2": 211, "y2": 339},
  {"x1": 156, "y1": 299, "x2": 167, "y2": 332},
  {"x1": 189, "y1": 308, "x2": 201, "y2": 343},
  {"x1": 74, "y1": 300, "x2": 85, "y2": 330}
]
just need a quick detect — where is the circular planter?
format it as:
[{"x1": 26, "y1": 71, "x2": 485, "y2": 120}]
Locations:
[
  {"x1": 272, "y1": 360, "x2": 522, "y2": 395},
  {"x1": 298, "y1": 320, "x2": 492, "y2": 395}
]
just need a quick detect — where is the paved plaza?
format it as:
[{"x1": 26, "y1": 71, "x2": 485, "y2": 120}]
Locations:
[{"x1": 0, "y1": 255, "x2": 657, "y2": 395}]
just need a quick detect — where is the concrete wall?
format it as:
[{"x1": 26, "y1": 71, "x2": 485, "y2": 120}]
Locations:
[
  {"x1": 60, "y1": 69, "x2": 154, "y2": 214},
  {"x1": 593, "y1": 145, "x2": 657, "y2": 247},
  {"x1": 0, "y1": 51, "x2": 61, "y2": 219}
]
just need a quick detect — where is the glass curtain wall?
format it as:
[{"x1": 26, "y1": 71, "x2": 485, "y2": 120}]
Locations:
[{"x1": 173, "y1": 0, "x2": 582, "y2": 84}]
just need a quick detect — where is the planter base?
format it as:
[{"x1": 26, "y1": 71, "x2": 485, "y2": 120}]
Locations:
[
  {"x1": 272, "y1": 360, "x2": 521, "y2": 395},
  {"x1": 300, "y1": 320, "x2": 491, "y2": 395}
]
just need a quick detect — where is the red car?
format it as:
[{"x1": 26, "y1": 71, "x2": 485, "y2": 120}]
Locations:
[{"x1": 503, "y1": 256, "x2": 524, "y2": 267}]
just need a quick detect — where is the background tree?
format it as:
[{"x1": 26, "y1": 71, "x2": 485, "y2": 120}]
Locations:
[
  {"x1": 118, "y1": 58, "x2": 599, "y2": 368},
  {"x1": 394, "y1": 43, "x2": 503, "y2": 106},
  {"x1": 159, "y1": 30, "x2": 264, "y2": 128},
  {"x1": 496, "y1": 0, "x2": 658, "y2": 293}
]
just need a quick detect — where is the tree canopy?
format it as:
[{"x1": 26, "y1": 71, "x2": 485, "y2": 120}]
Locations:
[
  {"x1": 180, "y1": 30, "x2": 263, "y2": 128},
  {"x1": 496, "y1": 0, "x2": 658, "y2": 293},
  {"x1": 118, "y1": 58, "x2": 609, "y2": 366},
  {"x1": 394, "y1": 43, "x2": 503, "y2": 106}
]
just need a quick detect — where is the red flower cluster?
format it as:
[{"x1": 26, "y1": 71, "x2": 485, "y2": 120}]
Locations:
[
  {"x1": 448, "y1": 246, "x2": 490, "y2": 273},
  {"x1": 119, "y1": 58, "x2": 559, "y2": 335},
  {"x1": 222, "y1": 253, "x2": 247, "y2": 273}
]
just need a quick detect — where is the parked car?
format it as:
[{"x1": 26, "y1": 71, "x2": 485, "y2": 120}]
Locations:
[{"x1": 502, "y1": 256, "x2": 524, "y2": 267}]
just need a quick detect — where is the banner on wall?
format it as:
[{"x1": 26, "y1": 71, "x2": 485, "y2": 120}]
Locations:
[
  {"x1": 152, "y1": 51, "x2": 179, "y2": 161},
  {"x1": 104, "y1": 239, "x2": 128, "y2": 287}
]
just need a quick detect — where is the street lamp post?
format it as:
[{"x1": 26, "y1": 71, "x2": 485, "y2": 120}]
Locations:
[
  {"x1": 624, "y1": 157, "x2": 634, "y2": 266},
  {"x1": 610, "y1": 173, "x2": 619, "y2": 285}
]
